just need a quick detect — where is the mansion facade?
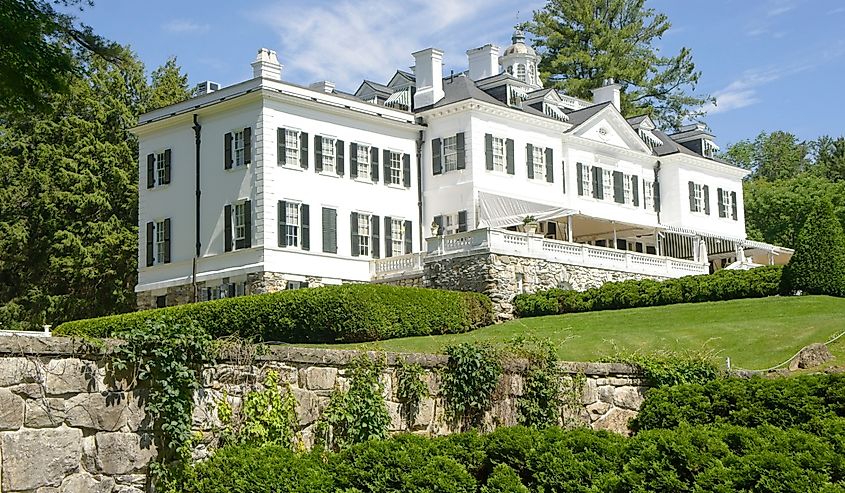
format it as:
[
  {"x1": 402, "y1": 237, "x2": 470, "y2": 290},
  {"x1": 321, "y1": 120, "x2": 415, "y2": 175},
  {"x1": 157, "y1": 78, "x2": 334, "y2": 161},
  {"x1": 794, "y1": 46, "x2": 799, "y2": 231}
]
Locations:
[{"x1": 133, "y1": 32, "x2": 791, "y2": 312}]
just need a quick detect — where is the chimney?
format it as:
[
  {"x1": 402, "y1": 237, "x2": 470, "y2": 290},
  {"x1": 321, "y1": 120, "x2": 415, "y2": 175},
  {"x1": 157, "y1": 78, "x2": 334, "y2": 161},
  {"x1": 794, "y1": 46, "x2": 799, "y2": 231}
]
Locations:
[
  {"x1": 251, "y1": 48, "x2": 282, "y2": 80},
  {"x1": 309, "y1": 80, "x2": 336, "y2": 94},
  {"x1": 412, "y1": 48, "x2": 445, "y2": 109},
  {"x1": 466, "y1": 44, "x2": 500, "y2": 81},
  {"x1": 591, "y1": 78, "x2": 621, "y2": 111}
]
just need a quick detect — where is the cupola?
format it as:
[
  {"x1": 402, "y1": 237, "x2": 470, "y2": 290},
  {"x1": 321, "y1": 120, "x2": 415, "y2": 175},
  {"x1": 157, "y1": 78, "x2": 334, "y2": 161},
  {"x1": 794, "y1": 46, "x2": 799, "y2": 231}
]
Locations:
[{"x1": 499, "y1": 29, "x2": 542, "y2": 90}]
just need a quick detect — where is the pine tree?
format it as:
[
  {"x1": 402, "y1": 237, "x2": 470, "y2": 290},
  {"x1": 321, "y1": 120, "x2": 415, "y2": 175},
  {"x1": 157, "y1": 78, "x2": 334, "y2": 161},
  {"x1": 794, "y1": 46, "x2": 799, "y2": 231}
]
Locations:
[
  {"x1": 149, "y1": 56, "x2": 191, "y2": 111},
  {"x1": 525, "y1": 0, "x2": 712, "y2": 130},
  {"x1": 781, "y1": 198, "x2": 845, "y2": 297}
]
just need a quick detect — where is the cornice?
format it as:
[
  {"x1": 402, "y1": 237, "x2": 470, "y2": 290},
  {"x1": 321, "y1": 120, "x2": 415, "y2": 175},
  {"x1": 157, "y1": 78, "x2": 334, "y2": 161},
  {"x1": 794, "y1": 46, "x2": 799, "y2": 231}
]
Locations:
[{"x1": 420, "y1": 99, "x2": 572, "y2": 132}]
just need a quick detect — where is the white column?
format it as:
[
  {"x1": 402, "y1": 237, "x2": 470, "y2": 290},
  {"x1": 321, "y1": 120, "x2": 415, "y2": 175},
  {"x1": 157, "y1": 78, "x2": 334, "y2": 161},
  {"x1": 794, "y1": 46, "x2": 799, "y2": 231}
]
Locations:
[{"x1": 567, "y1": 216, "x2": 574, "y2": 242}]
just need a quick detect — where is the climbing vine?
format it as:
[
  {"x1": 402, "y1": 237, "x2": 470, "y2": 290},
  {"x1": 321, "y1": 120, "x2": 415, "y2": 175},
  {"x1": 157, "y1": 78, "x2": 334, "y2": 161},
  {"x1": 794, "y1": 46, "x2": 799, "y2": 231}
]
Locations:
[
  {"x1": 506, "y1": 336, "x2": 568, "y2": 428},
  {"x1": 396, "y1": 361, "x2": 428, "y2": 425},
  {"x1": 218, "y1": 370, "x2": 301, "y2": 449},
  {"x1": 441, "y1": 342, "x2": 502, "y2": 430}
]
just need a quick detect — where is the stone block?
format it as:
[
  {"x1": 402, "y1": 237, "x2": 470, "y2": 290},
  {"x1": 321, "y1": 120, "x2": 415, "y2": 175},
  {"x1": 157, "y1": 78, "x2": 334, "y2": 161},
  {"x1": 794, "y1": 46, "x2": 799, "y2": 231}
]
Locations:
[
  {"x1": 597, "y1": 385, "x2": 615, "y2": 404},
  {"x1": 612, "y1": 386, "x2": 645, "y2": 411},
  {"x1": 0, "y1": 388, "x2": 24, "y2": 430},
  {"x1": 1, "y1": 426, "x2": 83, "y2": 491},
  {"x1": 65, "y1": 392, "x2": 131, "y2": 431},
  {"x1": 299, "y1": 367, "x2": 337, "y2": 390},
  {"x1": 592, "y1": 408, "x2": 637, "y2": 435},
  {"x1": 192, "y1": 388, "x2": 223, "y2": 430},
  {"x1": 585, "y1": 401, "x2": 611, "y2": 422},
  {"x1": 24, "y1": 397, "x2": 66, "y2": 428},
  {"x1": 8, "y1": 382, "x2": 43, "y2": 399},
  {"x1": 408, "y1": 398, "x2": 436, "y2": 430},
  {"x1": 581, "y1": 378, "x2": 598, "y2": 405},
  {"x1": 387, "y1": 401, "x2": 403, "y2": 431},
  {"x1": 45, "y1": 358, "x2": 98, "y2": 395},
  {"x1": 48, "y1": 472, "x2": 116, "y2": 493},
  {"x1": 292, "y1": 387, "x2": 325, "y2": 426},
  {"x1": 0, "y1": 357, "x2": 42, "y2": 387},
  {"x1": 93, "y1": 432, "x2": 157, "y2": 475}
]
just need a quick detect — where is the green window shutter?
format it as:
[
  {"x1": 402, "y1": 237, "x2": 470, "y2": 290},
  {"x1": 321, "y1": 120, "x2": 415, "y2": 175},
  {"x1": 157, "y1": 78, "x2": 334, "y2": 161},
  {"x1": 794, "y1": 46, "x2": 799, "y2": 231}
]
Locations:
[
  {"x1": 163, "y1": 218, "x2": 171, "y2": 263},
  {"x1": 654, "y1": 181, "x2": 661, "y2": 212},
  {"x1": 371, "y1": 146, "x2": 380, "y2": 182},
  {"x1": 593, "y1": 167, "x2": 604, "y2": 200},
  {"x1": 163, "y1": 149, "x2": 171, "y2": 185},
  {"x1": 322, "y1": 207, "x2": 337, "y2": 254},
  {"x1": 243, "y1": 199, "x2": 252, "y2": 248},
  {"x1": 300, "y1": 132, "x2": 309, "y2": 169},
  {"x1": 577, "y1": 163, "x2": 584, "y2": 195},
  {"x1": 688, "y1": 181, "x2": 696, "y2": 211},
  {"x1": 458, "y1": 210, "x2": 468, "y2": 232},
  {"x1": 632, "y1": 175, "x2": 639, "y2": 206},
  {"x1": 350, "y1": 143, "x2": 358, "y2": 179},
  {"x1": 561, "y1": 160, "x2": 566, "y2": 193},
  {"x1": 731, "y1": 191, "x2": 738, "y2": 220},
  {"x1": 314, "y1": 136, "x2": 323, "y2": 173},
  {"x1": 277, "y1": 128, "x2": 285, "y2": 166},
  {"x1": 403, "y1": 154, "x2": 411, "y2": 187},
  {"x1": 243, "y1": 127, "x2": 252, "y2": 165},
  {"x1": 384, "y1": 216, "x2": 392, "y2": 257},
  {"x1": 336, "y1": 140, "x2": 344, "y2": 176},
  {"x1": 278, "y1": 200, "x2": 287, "y2": 247},
  {"x1": 456, "y1": 132, "x2": 466, "y2": 170},
  {"x1": 526, "y1": 144, "x2": 534, "y2": 179},
  {"x1": 224, "y1": 205, "x2": 232, "y2": 252},
  {"x1": 434, "y1": 215, "x2": 444, "y2": 235},
  {"x1": 145, "y1": 222, "x2": 154, "y2": 266},
  {"x1": 301, "y1": 204, "x2": 310, "y2": 251},
  {"x1": 613, "y1": 171, "x2": 624, "y2": 203},
  {"x1": 404, "y1": 220, "x2": 412, "y2": 254},
  {"x1": 703, "y1": 185, "x2": 710, "y2": 215},
  {"x1": 350, "y1": 212, "x2": 359, "y2": 257},
  {"x1": 485, "y1": 133, "x2": 494, "y2": 170},
  {"x1": 383, "y1": 149, "x2": 390, "y2": 186},
  {"x1": 224, "y1": 132, "x2": 232, "y2": 170},
  {"x1": 371, "y1": 215, "x2": 380, "y2": 259},
  {"x1": 432, "y1": 138, "x2": 442, "y2": 175},
  {"x1": 506, "y1": 138, "x2": 515, "y2": 174},
  {"x1": 545, "y1": 148, "x2": 553, "y2": 183},
  {"x1": 146, "y1": 154, "x2": 155, "y2": 188},
  {"x1": 717, "y1": 188, "x2": 726, "y2": 217}
]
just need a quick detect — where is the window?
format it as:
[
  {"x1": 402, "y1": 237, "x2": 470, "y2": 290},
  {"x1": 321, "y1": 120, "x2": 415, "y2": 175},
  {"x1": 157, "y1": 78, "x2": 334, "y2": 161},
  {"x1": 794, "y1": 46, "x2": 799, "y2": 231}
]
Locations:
[
  {"x1": 154, "y1": 220, "x2": 166, "y2": 264},
  {"x1": 284, "y1": 129, "x2": 300, "y2": 167},
  {"x1": 357, "y1": 213, "x2": 371, "y2": 256},
  {"x1": 644, "y1": 180, "x2": 655, "y2": 210},
  {"x1": 389, "y1": 151, "x2": 402, "y2": 185},
  {"x1": 491, "y1": 137, "x2": 505, "y2": 172},
  {"x1": 528, "y1": 63, "x2": 536, "y2": 84},
  {"x1": 581, "y1": 164, "x2": 592, "y2": 196},
  {"x1": 443, "y1": 136, "x2": 458, "y2": 171},
  {"x1": 623, "y1": 174, "x2": 634, "y2": 205},
  {"x1": 693, "y1": 183, "x2": 704, "y2": 212},
  {"x1": 720, "y1": 189, "x2": 732, "y2": 218},
  {"x1": 443, "y1": 213, "x2": 459, "y2": 235},
  {"x1": 155, "y1": 295, "x2": 166, "y2": 308},
  {"x1": 602, "y1": 169, "x2": 614, "y2": 201},
  {"x1": 516, "y1": 64, "x2": 526, "y2": 82},
  {"x1": 234, "y1": 203, "x2": 246, "y2": 242},
  {"x1": 156, "y1": 151, "x2": 167, "y2": 185},
  {"x1": 391, "y1": 219, "x2": 405, "y2": 257},
  {"x1": 531, "y1": 146, "x2": 545, "y2": 180},
  {"x1": 233, "y1": 130, "x2": 245, "y2": 167},
  {"x1": 285, "y1": 202, "x2": 300, "y2": 247},
  {"x1": 356, "y1": 144, "x2": 371, "y2": 178},
  {"x1": 321, "y1": 136, "x2": 336, "y2": 173}
]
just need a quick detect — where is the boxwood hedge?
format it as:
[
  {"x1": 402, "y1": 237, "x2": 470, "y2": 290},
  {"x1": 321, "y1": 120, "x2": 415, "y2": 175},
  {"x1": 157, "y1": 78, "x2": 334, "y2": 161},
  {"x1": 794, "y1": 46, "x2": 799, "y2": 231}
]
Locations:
[
  {"x1": 513, "y1": 265, "x2": 783, "y2": 318},
  {"x1": 53, "y1": 284, "x2": 493, "y2": 343}
]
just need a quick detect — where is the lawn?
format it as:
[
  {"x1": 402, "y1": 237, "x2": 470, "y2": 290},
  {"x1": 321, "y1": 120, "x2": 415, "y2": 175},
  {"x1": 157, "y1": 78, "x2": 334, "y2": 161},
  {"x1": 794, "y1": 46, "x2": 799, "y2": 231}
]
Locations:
[{"x1": 310, "y1": 296, "x2": 845, "y2": 370}]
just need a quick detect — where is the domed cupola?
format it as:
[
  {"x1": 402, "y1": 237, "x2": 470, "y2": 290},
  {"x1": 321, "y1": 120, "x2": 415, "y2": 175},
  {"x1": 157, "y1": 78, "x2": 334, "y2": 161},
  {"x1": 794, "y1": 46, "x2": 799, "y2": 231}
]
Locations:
[{"x1": 500, "y1": 29, "x2": 542, "y2": 89}]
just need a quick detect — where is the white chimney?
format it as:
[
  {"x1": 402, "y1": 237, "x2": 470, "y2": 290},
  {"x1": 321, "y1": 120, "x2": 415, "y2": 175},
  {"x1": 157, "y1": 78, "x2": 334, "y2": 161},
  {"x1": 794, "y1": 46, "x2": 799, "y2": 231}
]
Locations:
[
  {"x1": 466, "y1": 44, "x2": 500, "y2": 81},
  {"x1": 591, "y1": 78, "x2": 621, "y2": 111},
  {"x1": 309, "y1": 80, "x2": 335, "y2": 93},
  {"x1": 251, "y1": 48, "x2": 282, "y2": 80},
  {"x1": 412, "y1": 48, "x2": 445, "y2": 108}
]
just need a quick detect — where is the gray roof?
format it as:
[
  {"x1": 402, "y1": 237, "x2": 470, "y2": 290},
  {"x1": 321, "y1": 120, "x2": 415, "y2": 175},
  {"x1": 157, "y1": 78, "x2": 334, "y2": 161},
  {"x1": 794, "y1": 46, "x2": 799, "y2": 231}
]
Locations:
[
  {"x1": 431, "y1": 75, "x2": 504, "y2": 108},
  {"x1": 356, "y1": 80, "x2": 392, "y2": 96},
  {"x1": 563, "y1": 102, "x2": 611, "y2": 128},
  {"x1": 626, "y1": 114, "x2": 649, "y2": 126}
]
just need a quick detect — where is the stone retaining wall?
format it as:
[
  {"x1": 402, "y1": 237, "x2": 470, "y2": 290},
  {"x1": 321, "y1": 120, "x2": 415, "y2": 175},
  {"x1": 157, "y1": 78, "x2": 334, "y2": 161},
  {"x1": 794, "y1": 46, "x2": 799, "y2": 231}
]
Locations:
[{"x1": 0, "y1": 337, "x2": 648, "y2": 492}]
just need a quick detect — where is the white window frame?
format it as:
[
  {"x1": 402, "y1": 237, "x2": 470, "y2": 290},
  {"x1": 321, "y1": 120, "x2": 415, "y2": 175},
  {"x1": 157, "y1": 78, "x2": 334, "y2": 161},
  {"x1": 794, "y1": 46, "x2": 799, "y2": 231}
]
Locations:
[
  {"x1": 491, "y1": 136, "x2": 505, "y2": 172},
  {"x1": 721, "y1": 189, "x2": 732, "y2": 218},
  {"x1": 693, "y1": 183, "x2": 704, "y2": 213},
  {"x1": 581, "y1": 164, "x2": 592, "y2": 197},
  {"x1": 285, "y1": 201, "x2": 301, "y2": 247},
  {"x1": 643, "y1": 180, "x2": 655, "y2": 211},
  {"x1": 516, "y1": 64, "x2": 526, "y2": 82},
  {"x1": 321, "y1": 136, "x2": 336, "y2": 174},
  {"x1": 234, "y1": 202, "x2": 246, "y2": 242},
  {"x1": 602, "y1": 169, "x2": 614, "y2": 202},
  {"x1": 155, "y1": 151, "x2": 166, "y2": 186},
  {"x1": 443, "y1": 213, "x2": 460, "y2": 235},
  {"x1": 356, "y1": 143, "x2": 371, "y2": 179},
  {"x1": 233, "y1": 130, "x2": 245, "y2": 167},
  {"x1": 357, "y1": 213, "x2": 371, "y2": 257},
  {"x1": 532, "y1": 145, "x2": 545, "y2": 181},
  {"x1": 623, "y1": 174, "x2": 633, "y2": 206},
  {"x1": 389, "y1": 151, "x2": 402, "y2": 185},
  {"x1": 154, "y1": 220, "x2": 165, "y2": 264},
  {"x1": 443, "y1": 136, "x2": 458, "y2": 172},
  {"x1": 284, "y1": 129, "x2": 300, "y2": 167},
  {"x1": 391, "y1": 218, "x2": 405, "y2": 257}
]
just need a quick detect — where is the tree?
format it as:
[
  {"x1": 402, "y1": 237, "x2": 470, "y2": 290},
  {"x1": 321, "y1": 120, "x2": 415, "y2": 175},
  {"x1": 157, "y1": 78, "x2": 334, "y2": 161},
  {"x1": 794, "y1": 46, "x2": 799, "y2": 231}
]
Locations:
[
  {"x1": 525, "y1": 0, "x2": 712, "y2": 130},
  {"x1": 781, "y1": 198, "x2": 845, "y2": 297},
  {"x1": 0, "y1": 0, "x2": 121, "y2": 113},
  {"x1": 721, "y1": 131, "x2": 809, "y2": 181},
  {"x1": 812, "y1": 135, "x2": 845, "y2": 183},
  {"x1": 149, "y1": 56, "x2": 191, "y2": 111}
]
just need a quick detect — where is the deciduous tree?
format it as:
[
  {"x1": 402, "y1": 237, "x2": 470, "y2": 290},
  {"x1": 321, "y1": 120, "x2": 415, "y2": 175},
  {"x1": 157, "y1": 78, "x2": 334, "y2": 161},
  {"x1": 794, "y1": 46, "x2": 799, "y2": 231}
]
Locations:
[{"x1": 149, "y1": 56, "x2": 191, "y2": 111}]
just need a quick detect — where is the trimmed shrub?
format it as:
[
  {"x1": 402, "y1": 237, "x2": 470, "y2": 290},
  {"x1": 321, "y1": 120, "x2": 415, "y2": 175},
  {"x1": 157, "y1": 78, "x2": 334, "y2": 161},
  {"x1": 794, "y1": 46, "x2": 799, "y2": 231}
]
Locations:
[
  {"x1": 53, "y1": 284, "x2": 493, "y2": 343},
  {"x1": 782, "y1": 198, "x2": 845, "y2": 297},
  {"x1": 513, "y1": 266, "x2": 783, "y2": 318}
]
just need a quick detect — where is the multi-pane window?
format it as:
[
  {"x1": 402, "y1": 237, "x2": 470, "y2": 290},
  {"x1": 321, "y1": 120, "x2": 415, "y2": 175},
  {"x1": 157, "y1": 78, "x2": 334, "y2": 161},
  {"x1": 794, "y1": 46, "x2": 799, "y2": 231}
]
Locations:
[
  {"x1": 532, "y1": 146, "x2": 545, "y2": 180},
  {"x1": 644, "y1": 180, "x2": 655, "y2": 210},
  {"x1": 321, "y1": 136, "x2": 336, "y2": 173},
  {"x1": 156, "y1": 151, "x2": 167, "y2": 185},
  {"x1": 285, "y1": 202, "x2": 300, "y2": 247},
  {"x1": 492, "y1": 137, "x2": 505, "y2": 172},
  {"x1": 623, "y1": 174, "x2": 634, "y2": 205},
  {"x1": 389, "y1": 151, "x2": 402, "y2": 185},
  {"x1": 357, "y1": 144, "x2": 371, "y2": 178},
  {"x1": 391, "y1": 219, "x2": 405, "y2": 257},
  {"x1": 284, "y1": 129, "x2": 300, "y2": 166},
  {"x1": 720, "y1": 189, "x2": 732, "y2": 217},
  {"x1": 443, "y1": 214, "x2": 459, "y2": 235},
  {"x1": 155, "y1": 220, "x2": 165, "y2": 264},
  {"x1": 357, "y1": 214, "x2": 371, "y2": 256},
  {"x1": 234, "y1": 130, "x2": 245, "y2": 167},
  {"x1": 581, "y1": 164, "x2": 592, "y2": 196},
  {"x1": 443, "y1": 136, "x2": 458, "y2": 171},
  {"x1": 693, "y1": 183, "x2": 704, "y2": 212},
  {"x1": 602, "y1": 169, "x2": 614, "y2": 201},
  {"x1": 516, "y1": 64, "x2": 526, "y2": 82},
  {"x1": 234, "y1": 203, "x2": 246, "y2": 241}
]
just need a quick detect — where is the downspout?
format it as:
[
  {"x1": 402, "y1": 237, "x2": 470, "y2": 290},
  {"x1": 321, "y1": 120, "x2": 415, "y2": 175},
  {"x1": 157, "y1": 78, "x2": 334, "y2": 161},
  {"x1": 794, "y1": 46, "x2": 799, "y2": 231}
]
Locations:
[
  {"x1": 191, "y1": 114, "x2": 202, "y2": 302},
  {"x1": 654, "y1": 159, "x2": 662, "y2": 256},
  {"x1": 415, "y1": 124, "x2": 425, "y2": 251}
]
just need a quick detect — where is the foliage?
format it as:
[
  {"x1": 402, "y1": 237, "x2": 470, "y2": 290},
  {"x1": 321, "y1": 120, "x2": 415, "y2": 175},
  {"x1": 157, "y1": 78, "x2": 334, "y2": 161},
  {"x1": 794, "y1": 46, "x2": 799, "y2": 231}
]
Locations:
[
  {"x1": 55, "y1": 284, "x2": 494, "y2": 342},
  {"x1": 525, "y1": 0, "x2": 712, "y2": 129},
  {"x1": 316, "y1": 355, "x2": 390, "y2": 449},
  {"x1": 611, "y1": 350, "x2": 721, "y2": 388},
  {"x1": 149, "y1": 56, "x2": 191, "y2": 110},
  {"x1": 513, "y1": 266, "x2": 783, "y2": 318},
  {"x1": 632, "y1": 373, "x2": 845, "y2": 432},
  {"x1": 813, "y1": 135, "x2": 845, "y2": 183},
  {"x1": 0, "y1": 0, "x2": 122, "y2": 113},
  {"x1": 107, "y1": 319, "x2": 214, "y2": 465},
  {"x1": 396, "y1": 361, "x2": 429, "y2": 425},
  {"x1": 441, "y1": 342, "x2": 503, "y2": 430},
  {"x1": 506, "y1": 336, "x2": 572, "y2": 428},
  {"x1": 482, "y1": 464, "x2": 530, "y2": 493},
  {"x1": 219, "y1": 370, "x2": 301, "y2": 449},
  {"x1": 781, "y1": 198, "x2": 845, "y2": 297},
  {"x1": 721, "y1": 130, "x2": 810, "y2": 181}
]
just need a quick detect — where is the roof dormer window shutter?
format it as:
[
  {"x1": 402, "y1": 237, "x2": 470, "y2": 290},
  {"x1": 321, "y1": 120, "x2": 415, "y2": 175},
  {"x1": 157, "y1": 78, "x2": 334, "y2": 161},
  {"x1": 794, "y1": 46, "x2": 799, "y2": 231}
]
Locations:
[
  {"x1": 545, "y1": 148, "x2": 554, "y2": 183},
  {"x1": 224, "y1": 133, "x2": 233, "y2": 170},
  {"x1": 456, "y1": 132, "x2": 466, "y2": 170},
  {"x1": 243, "y1": 127, "x2": 252, "y2": 165},
  {"x1": 526, "y1": 144, "x2": 534, "y2": 179},
  {"x1": 506, "y1": 139, "x2": 515, "y2": 175},
  {"x1": 485, "y1": 133, "x2": 494, "y2": 170},
  {"x1": 146, "y1": 154, "x2": 155, "y2": 188},
  {"x1": 432, "y1": 138, "x2": 442, "y2": 175}
]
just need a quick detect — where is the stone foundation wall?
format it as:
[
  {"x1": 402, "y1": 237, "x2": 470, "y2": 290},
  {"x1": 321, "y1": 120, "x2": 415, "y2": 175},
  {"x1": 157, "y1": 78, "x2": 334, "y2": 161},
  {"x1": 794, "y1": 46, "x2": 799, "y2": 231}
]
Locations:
[
  {"x1": 425, "y1": 252, "x2": 668, "y2": 318},
  {"x1": 0, "y1": 337, "x2": 647, "y2": 492}
]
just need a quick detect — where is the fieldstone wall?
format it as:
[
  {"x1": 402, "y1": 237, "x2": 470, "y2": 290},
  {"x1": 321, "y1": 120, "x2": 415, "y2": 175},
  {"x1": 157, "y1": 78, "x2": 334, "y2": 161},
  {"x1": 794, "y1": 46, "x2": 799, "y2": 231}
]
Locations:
[
  {"x1": 0, "y1": 337, "x2": 647, "y2": 492},
  {"x1": 425, "y1": 252, "x2": 668, "y2": 318}
]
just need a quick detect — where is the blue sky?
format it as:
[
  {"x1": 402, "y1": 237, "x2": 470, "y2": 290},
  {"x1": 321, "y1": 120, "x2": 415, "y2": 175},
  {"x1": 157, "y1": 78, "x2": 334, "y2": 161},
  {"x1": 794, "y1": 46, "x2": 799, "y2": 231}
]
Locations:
[{"x1": 71, "y1": 0, "x2": 844, "y2": 147}]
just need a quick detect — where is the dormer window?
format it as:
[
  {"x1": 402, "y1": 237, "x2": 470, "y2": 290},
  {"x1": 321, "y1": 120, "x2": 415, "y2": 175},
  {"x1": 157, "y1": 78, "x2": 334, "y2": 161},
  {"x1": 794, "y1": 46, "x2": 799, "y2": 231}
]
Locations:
[
  {"x1": 703, "y1": 139, "x2": 719, "y2": 158},
  {"x1": 516, "y1": 64, "x2": 526, "y2": 82}
]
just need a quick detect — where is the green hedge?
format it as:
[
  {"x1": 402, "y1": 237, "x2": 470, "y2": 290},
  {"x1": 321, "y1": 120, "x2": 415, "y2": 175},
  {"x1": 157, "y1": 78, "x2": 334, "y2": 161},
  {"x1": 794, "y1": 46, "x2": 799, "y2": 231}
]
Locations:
[
  {"x1": 514, "y1": 266, "x2": 783, "y2": 318},
  {"x1": 54, "y1": 284, "x2": 493, "y2": 343}
]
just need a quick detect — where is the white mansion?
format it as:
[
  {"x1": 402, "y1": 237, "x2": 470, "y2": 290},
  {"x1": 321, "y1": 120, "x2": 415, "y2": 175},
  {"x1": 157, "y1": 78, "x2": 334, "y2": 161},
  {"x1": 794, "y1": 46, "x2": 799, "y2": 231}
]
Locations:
[{"x1": 133, "y1": 32, "x2": 791, "y2": 310}]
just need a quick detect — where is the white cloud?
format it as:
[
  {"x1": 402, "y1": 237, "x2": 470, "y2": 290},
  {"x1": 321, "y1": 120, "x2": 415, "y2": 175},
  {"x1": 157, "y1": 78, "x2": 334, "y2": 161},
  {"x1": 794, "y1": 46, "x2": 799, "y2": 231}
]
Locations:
[
  {"x1": 705, "y1": 59, "x2": 818, "y2": 115},
  {"x1": 250, "y1": 0, "x2": 544, "y2": 91},
  {"x1": 162, "y1": 20, "x2": 210, "y2": 34}
]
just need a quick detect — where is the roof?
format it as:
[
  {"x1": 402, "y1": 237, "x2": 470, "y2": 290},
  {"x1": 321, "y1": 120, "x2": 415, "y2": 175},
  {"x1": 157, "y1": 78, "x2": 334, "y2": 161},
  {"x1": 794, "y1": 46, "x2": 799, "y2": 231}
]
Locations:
[
  {"x1": 563, "y1": 102, "x2": 612, "y2": 128},
  {"x1": 432, "y1": 75, "x2": 505, "y2": 108},
  {"x1": 356, "y1": 80, "x2": 392, "y2": 96}
]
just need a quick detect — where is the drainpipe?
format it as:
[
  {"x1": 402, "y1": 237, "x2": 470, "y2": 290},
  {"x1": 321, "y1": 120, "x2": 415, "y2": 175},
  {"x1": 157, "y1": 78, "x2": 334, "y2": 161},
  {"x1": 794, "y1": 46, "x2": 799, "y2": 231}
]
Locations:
[
  {"x1": 415, "y1": 125, "x2": 425, "y2": 251},
  {"x1": 191, "y1": 114, "x2": 202, "y2": 302},
  {"x1": 654, "y1": 159, "x2": 662, "y2": 256}
]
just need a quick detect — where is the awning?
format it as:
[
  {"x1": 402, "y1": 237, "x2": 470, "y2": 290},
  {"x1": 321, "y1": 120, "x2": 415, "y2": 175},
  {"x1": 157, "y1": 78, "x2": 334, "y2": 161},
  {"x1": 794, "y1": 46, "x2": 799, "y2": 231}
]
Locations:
[
  {"x1": 385, "y1": 88, "x2": 411, "y2": 109},
  {"x1": 477, "y1": 191, "x2": 575, "y2": 228},
  {"x1": 660, "y1": 224, "x2": 745, "y2": 244}
]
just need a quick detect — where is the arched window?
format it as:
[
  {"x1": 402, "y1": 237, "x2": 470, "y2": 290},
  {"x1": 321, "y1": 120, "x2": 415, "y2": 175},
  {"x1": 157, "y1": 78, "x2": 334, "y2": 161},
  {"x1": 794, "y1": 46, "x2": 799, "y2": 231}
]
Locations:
[
  {"x1": 516, "y1": 64, "x2": 526, "y2": 82},
  {"x1": 528, "y1": 63, "x2": 536, "y2": 84}
]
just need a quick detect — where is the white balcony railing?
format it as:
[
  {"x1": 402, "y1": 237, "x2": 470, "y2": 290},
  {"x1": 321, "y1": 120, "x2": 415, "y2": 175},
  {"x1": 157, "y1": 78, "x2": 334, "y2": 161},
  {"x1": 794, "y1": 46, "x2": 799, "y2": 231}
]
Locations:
[{"x1": 370, "y1": 252, "x2": 425, "y2": 279}]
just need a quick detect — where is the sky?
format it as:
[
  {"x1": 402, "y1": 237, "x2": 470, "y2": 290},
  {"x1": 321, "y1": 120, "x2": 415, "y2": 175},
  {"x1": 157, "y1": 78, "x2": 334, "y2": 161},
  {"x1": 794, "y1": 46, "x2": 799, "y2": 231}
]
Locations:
[{"x1": 68, "y1": 0, "x2": 844, "y2": 147}]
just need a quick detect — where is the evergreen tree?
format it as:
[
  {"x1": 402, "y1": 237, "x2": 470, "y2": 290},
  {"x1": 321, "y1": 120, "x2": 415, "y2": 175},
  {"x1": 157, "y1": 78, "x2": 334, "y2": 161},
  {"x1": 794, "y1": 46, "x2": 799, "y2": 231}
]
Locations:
[
  {"x1": 812, "y1": 135, "x2": 845, "y2": 183},
  {"x1": 722, "y1": 131, "x2": 810, "y2": 180},
  {"x1": 525, "y1": 0, "x2": 712, "y2": 130},
  {"x1": 781, "y1": 198, "x2": 845, "y2": 297},
  {"x1": 149, "y1": 56, "x2": 191, "y2": 111}
]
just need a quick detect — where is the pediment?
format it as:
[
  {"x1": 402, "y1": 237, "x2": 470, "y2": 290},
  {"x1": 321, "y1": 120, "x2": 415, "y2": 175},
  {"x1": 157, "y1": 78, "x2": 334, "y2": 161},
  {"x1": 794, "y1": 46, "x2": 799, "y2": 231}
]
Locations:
[{"x1": 571, "y1": 106, "x2": 654, "y2": 153}]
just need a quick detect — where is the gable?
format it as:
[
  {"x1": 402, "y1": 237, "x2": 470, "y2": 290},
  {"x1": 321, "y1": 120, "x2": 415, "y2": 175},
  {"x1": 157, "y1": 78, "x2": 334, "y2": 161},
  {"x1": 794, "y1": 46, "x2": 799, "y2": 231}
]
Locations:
[{"x1": 571, "y1": 106, "x2": 653, "y2": 153}]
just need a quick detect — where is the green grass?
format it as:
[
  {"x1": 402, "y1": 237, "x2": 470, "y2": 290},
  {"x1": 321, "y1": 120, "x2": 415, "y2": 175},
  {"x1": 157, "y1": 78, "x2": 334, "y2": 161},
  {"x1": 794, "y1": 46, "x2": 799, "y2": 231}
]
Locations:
[{"x1": 307, "y1": 296, "x2": 845, "y2": 370}]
